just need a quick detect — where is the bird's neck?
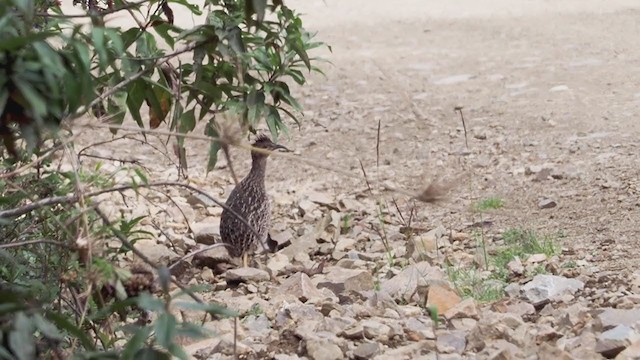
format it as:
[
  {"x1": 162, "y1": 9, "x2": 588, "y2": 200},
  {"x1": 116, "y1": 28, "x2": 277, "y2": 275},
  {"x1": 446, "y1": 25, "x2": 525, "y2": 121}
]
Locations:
[{"x1": 248, "y1": 156, "x2": 268, "y2": 182}]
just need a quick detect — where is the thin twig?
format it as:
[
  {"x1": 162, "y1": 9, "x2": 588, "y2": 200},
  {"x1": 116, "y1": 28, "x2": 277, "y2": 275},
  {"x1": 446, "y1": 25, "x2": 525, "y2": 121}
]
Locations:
[
  {"x1": 0, "y1": 239, "x2": 73, "y2": 250},
  {"x1": 455, "y1": 106, "x2": 469, "y2": 149}
]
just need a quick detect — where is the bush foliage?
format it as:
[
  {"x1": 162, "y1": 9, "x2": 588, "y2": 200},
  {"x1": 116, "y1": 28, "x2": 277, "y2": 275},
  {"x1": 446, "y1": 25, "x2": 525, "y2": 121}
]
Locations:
[{"x1": 0, "y1": 0, "x2": 325, "y2": 357}]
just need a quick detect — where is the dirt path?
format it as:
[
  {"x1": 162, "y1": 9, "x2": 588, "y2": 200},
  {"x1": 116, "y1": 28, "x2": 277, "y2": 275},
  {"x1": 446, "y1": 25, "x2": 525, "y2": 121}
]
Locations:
[{"x1": 266, "y1": 0, "x2": 640, "y2": 273}]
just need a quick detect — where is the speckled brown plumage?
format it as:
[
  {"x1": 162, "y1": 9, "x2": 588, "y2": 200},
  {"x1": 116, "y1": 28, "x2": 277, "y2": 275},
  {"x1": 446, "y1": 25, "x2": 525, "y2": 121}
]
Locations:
[{"x1": 219, "y1": 134, "x2": 288, "y2": 262}]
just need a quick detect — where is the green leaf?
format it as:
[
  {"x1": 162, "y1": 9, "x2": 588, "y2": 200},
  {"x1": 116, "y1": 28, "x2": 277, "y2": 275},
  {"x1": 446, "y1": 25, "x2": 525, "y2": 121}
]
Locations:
[
  {"x1": 154, "y1": 313, "x2": 177, "y2": 349},
  {"x1": 178, "y1": 108, "x2": 196, "y2": 135},
  {"x1": 291, "y1": 41, "x2": 311, "y2": 70},
  {"x1": 134, "y1": 348, "x2": 171, "y2": 360},
  {"x1": 9, "y1": 312, "x2": 35, "y2": 360},
  {"x1": 167, "y1": 0, "x2": 202, "y2": 15},
  {"x1": 45, "y1": 311, "x2": 96, "y2": 351},
  {"x1": 153, "y1": 22, "x2": 181, "y2": 49},
  {"x1": 136, "y1": 293, "x2": 165, "y2": 312},
  {"x1": 122, "y1": 326, "x2": 152, "y2": 360},
  {"x1": 246, "y1": 88, "x2": 265, "y2": 126},
  {"x1": 92, "y1": 27, "x2": 108, "y2": 71},
  {"x1": 126, "y1": 80, "x2": 146, "y2": 127},
  {"x1": 266, "y1": 106, "x2": 284, "y2": 141},
  {"x1": 227, "y1": 27, "x2": 245, "y2": 53},
  {"x1": 13, "y1": 81, "x2": 47, "y2": 118},
  {"x1": 33, "y1": 314, "x2": 63, "y2": 341}
]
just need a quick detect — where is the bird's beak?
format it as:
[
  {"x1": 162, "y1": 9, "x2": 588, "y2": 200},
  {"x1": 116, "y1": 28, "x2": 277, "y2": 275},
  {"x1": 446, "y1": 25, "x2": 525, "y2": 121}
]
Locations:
[{"x1": 272, "y1": 144, "x2": 292, "y2": 152}]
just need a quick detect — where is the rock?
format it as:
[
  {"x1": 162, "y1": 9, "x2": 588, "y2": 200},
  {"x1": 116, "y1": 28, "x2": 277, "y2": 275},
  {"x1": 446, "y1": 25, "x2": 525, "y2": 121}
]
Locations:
[
  {"x1": 244, "y1": 314, "x2": 272, "y2": 338},
  {"x1": 277, "y1": 272, "x2": 325, "y2": 303},
  {"x1": 407, "y1": 226, "x2": 447, "y2": 260},
  {"x1": 467, "y1": 311, "x2": 527, "y2": 352},
  {"x1": 353, "y1": 342, "x2": 382, "y2": 359},
  {"x1": 361, "y1": 319, "x2": 392, "y2": 341},
  {"x1": 537, "y1": 342, "x2": 574, "y2": 360},
  {"x1": 538, "y1": 198, "x2": 557, "y2": 209},
  {"x1": 596, "y1": 324, "x2": 640, "y2": 358},
  {"x1": 504, "y1": 283, "x2": 521, "y2": 298},
  {"x1": 436, "y1": 330, "x2": 467, "y2": 354},
  {"x1": 427, "y1": 284, "x2": 462, "y2": 315},
  {"x1": 192, "y1": 244, "x2": 231, "y2": 270},
  {"x1": 522, "y1": 275, "x2": 584, "y2": 305},
  {"x1": 191, "y1": 221, "x2": 219, "y2": 245},
  {"x1": 478, "y1": 339, "x2": 525, "y2": 359},
  {"x1": 597, "y1": 308, "x2": 640, "y2": 330},
  {"x1": 616, "y1": 339, "x2": 640, "y2": 359},
  {"x1": 507, "y1": 257, "x2": 524, "y2": 275},
  {"x1": 505, "y1": 301, "x2": 535, "y2": 317},
  {"x1": 631, "y1": 270, "x2": 640, "y2": 294},
  {"x1": 270, "y1": 230, "x2": 294, "y2": 249},
  {"x1": 316, "y1": 267, "x2": 373, "y2": 295},
  {"x1": 404, "y1": 317, "x2": 436, "y2": 340},
  {"x1": 381, "y1": 261, "x2": 445, "y2": 302},
  {"x1": 281, "y1": 231, "x2": 319, "y2": 260},
  {"x1": 526, "y1": 253, "x2": 547, "y2": 264},
  {"x1": 267, "y1": 252, "x2": 291, "y2": 276},
  {"x1": 444, "y1": 298, "x2": 479, "y2": 320},
  {"x1": 334, "y1": 237, "x2": 357, "y2": 252},
  {"x1": 305, "y1": 339, "x2": 343, "y2": 360},
  {"x1": 133, "y1": 240, "x2": 179, "y2": 265},
  {"x1": 375, "y1": 340, "x2": 436, "y2": 358},
  {"x1": 225, "y1": 267, "x2": 270, "y2": 282},
  {"x1": 185, "y1": 333, "x2": 252, "y2": 357},
  {"x1": 341, "y1": 324, "x2": 364, "y2": 339},
  {"x1": 549, "y1": 85, "x2": 569, "y2": 92},
  {"x1": 200, "y1": 267, "x2": 215, "y2": 282}
]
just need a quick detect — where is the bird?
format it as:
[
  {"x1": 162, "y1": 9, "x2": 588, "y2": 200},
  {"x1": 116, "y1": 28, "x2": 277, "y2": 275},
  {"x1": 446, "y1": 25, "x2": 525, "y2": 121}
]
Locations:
[{"x1": 219, "y1": 134, "x2": 290, "y2": 268}]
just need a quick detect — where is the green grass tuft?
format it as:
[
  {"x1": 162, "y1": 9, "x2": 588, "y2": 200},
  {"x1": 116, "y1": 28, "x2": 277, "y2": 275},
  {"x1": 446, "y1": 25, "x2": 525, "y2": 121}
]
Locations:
[{"x1": 474, "y1": 197, "x2": 505, "y2": 211}]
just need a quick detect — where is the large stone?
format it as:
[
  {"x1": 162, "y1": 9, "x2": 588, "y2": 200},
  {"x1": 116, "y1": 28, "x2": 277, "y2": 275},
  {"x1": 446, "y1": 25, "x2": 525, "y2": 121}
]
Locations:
[
  {"x1": 616, "y1": 339, "x2": 640, "y2": 359},
  {"x1": 133, "y1": 240, "x2": 179, "y2": 265},
  {"x1": 225, "y1": 267, "x2": 270, "y2": 282},
  {"x1": 353, "y1": 342, "x2": 382, "y2": 359},
  {"x1": 381, "y1": 261, "x2": 445, "y2": 302},
  {"x1": 596, "y1": 324, "x2": 640, "y2": 358},
  {"x1": 522, "y1": 274, "x2": 584, "y2": 305},
  {"x1": 444, "y1": 297, "x2": 479, "y2": 320},
  {"x1": 427, "y1": 285, "x2": 462, "y2": 315},
  {"x1": 436, "y1": 330, "x2": 466, "y2": 354},
  {"x1": 315, "y1": 267, "x2": 374, "y2": 294},
  {"x1": 277, "y1": 272, "x2": 325, "y2": 303},
  {"x1": 597, "y1": 308, "x2": 640, "y2": 329},
  {"x1": 361, "y1": 319, "x2": 392, "y2": 341},
  {"x1": 191, "y1": 221, "x2": 219, "y2": 245},
  {"x1": 305, "y1": 339, "x2": 343, "y2": 360}
]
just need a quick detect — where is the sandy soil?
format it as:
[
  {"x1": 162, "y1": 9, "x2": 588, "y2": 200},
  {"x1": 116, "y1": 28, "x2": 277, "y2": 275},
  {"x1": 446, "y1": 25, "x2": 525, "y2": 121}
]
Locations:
[{"x1": 275, "y1": 0, "x2": 640, "y2": 272}]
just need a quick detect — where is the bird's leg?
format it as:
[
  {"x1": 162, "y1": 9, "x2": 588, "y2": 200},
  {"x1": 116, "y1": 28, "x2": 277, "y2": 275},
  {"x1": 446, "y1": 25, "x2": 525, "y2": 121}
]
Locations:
[{"x1": 242, "y1": 253, "x2": 249, "y2": 268}]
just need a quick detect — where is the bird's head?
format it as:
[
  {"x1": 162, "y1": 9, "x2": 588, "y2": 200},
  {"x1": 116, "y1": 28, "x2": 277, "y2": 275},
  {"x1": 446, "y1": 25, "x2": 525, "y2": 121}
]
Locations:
[{"x1": 251, "y1": 134, "x2": 290, "y2": 159}]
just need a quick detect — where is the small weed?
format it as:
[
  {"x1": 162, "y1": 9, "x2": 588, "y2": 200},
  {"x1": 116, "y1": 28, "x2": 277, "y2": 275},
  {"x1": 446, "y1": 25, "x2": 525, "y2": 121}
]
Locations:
[
  {"x1": 446, "y1": 265, "x2": 505, "y2": 303},
  {"x1": 474, "y1": 197, "x2": 505, "y2": 212},
  {"x1": 340, "y1": 213, "x2": 352, "y2": 235},
  {"x1": 246, "y1": 303, "x2": 264, "y2": 317},
  {"x1": 373, "y1": 279, "x2": 381, "y2": 292},
  {"x1": 446, "y1": 228, "x2": 562, "y2": 303},
  {"x1": 562, "y1": 260, "x2": 577, "y2": 269}
]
